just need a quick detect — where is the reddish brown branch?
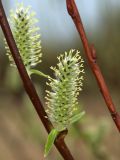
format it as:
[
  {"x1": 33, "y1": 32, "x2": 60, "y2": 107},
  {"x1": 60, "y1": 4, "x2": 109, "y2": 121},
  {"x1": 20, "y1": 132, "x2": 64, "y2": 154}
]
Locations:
[
  {"x1": 66, "y1": 0, "x2": 120, "y2": 132},
  {"x1": 0, "y1": 1, "x2": 74, "y2": 159}
]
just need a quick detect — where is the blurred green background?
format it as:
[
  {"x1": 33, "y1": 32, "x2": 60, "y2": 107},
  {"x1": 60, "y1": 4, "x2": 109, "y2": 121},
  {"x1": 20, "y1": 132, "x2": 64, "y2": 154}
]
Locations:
[{"x1": 0, "y1": 0, "x2": 120, "y2": 160}]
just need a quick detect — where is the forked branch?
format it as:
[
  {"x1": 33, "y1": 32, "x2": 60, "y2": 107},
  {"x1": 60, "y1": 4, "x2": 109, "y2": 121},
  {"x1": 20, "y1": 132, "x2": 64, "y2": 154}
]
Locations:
[
  {"x1": 0, "y1": 1, "x2": 74, "y2": 159},
  {"x1": 66, "y1": 0, "x2": 120, "y2": 132}
]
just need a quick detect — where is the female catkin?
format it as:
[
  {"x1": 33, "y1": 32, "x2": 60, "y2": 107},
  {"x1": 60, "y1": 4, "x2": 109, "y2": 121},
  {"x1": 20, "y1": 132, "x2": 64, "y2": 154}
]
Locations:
[
  {"x1": 45, "y1": 49, "x2": 85, "y2": 131},
  {"x1": 5, "y1": 3, "x2": 42, "y2": 72}
]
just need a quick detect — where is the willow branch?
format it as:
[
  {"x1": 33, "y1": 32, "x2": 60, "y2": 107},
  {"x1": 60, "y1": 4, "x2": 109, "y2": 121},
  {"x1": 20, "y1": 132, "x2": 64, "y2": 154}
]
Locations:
[
  {"x1": 0, "y1": 1, "x2": 74, "y2": 159},
  {"x1": 66, "y1": 0, "x2": 120, "y2": 132}
]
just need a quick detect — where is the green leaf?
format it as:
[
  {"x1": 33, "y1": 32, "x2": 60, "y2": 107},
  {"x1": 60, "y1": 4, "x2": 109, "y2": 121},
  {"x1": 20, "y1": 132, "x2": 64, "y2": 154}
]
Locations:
[
  {"x1": 44, "y1": 129, "x2": 58, "y2": 157},
  {"x1": 70, "y1": 111, "x2": 85, "y2": 124}
]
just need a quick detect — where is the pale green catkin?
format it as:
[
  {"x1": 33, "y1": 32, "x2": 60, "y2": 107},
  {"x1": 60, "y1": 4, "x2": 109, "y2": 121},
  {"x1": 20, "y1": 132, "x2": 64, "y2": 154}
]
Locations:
[
  {"x1": 45, "y1": 49, "x2": 85, "y2": 131},
  {"x1": 5, "y1": 3, "x2": 42, "y2": 71}
]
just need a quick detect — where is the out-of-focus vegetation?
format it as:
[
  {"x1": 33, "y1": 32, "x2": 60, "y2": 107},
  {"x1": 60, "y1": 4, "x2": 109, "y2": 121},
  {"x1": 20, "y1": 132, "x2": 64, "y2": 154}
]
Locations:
[{"x1": 0, "y1": 0, "x2": 120, "y2": 160}]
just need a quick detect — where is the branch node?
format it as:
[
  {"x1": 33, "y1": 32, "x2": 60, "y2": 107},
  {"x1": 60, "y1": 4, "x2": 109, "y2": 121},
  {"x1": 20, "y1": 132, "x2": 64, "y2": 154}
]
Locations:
[
  {"x1": 57, "y1": 129, "x2": 68, "y2": 141},
  {"x1": 111, "y1": 112, "x2": 117, "y2": 119},
  {"x1": 66, "y1": 0, "x2": 73, "y2": 16},
  {"x1": 66, "y1": 0, "x2": 78, "y2": 20},
  {"x1": 111, "y1": 112, "x2": 120, "y2": 121},
  {"x1": 90, "y1": 44, "x2": 97, "y2": 63}
]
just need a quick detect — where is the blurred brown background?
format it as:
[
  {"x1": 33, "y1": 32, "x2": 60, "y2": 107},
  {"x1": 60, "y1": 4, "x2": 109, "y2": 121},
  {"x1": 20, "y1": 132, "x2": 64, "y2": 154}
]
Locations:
[{"x1": 0, "y1": 0, "x2": 120, "y2": 160}]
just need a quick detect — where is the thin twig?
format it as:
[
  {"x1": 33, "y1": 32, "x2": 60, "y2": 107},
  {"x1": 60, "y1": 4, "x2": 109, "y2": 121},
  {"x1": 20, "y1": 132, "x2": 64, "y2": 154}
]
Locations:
[
  {"x1": 66, "y1": 0, "x2": 120, "y2": 132},
  {"x1": 0, "y1": 1, "x2": 74, "y2": 159}
]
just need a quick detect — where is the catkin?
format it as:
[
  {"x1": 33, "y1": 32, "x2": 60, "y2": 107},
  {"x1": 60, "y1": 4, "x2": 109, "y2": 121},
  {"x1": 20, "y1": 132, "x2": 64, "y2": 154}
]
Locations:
[{"x1": 45, "y1": 49, "x2": 84, "y2": 131}]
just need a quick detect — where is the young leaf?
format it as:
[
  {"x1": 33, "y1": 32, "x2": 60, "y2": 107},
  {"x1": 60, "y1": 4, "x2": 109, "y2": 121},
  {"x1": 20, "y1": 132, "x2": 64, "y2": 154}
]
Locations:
[
  {"x1": 44, "y1": 129, "x2": 58, "y2": 157},
  {"x1": 70, "y1": 111, "x2": 85, "y2": 124}
]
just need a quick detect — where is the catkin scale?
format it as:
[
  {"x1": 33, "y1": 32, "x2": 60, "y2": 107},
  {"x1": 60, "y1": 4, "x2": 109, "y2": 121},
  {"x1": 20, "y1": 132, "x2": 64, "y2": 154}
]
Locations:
[{"x1": 45, "y1": 49, "x2": 84, "y2": 131}]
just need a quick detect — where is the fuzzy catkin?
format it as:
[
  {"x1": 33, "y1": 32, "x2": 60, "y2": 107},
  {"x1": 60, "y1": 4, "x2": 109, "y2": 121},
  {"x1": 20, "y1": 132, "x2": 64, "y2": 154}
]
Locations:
[
  {"x1": 45, "y1": 49, "x2": 84, "y2": 131},
  {"x1": 5, "y1": 3, "x2": 42, "y2": 70}
]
